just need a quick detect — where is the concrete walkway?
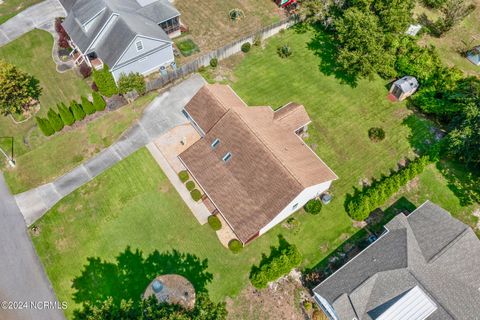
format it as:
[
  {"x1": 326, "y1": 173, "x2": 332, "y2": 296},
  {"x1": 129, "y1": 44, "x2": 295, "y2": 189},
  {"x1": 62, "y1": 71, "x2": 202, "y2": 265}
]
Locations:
[
  {"x1": 146, "y1": 142, "x2": 211, "y2": 225},
  {"x1": 16, "y1": 74, "x2": 206, "y2": 225},
  {"x1": 0, "y1": 0, "x2": 66, "y2": 47},
  {"x1": 0, "y1": 174, "x2": 65, "y2": 320}
]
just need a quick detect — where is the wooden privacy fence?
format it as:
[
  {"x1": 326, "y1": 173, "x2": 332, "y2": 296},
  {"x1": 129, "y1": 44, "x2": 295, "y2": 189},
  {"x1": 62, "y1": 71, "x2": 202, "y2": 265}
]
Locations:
[{"x1": 146, "y1": 15, "x2": 299, "y2": 92}]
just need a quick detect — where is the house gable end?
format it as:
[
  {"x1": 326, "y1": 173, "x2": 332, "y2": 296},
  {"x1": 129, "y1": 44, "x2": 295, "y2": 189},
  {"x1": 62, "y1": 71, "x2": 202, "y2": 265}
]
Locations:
[{"x1": 112, "y1": 35, "x2": 172, "y2": 69}]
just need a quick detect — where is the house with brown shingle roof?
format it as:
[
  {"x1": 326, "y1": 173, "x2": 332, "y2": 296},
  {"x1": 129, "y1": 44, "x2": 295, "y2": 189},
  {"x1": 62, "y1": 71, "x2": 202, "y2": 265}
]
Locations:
[{"x1": 179, "y1": 84, "x2": 337, "y2": 244}]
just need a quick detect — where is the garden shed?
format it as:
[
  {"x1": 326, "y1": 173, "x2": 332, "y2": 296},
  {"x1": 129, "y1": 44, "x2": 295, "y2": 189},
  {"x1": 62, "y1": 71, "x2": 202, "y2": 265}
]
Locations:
[
  {"x1": 388, "y1": 76, "x2": 419, "y2": 102},
  {"x1": 467, "y1": 46, "x2": 480, "y2": 66}
]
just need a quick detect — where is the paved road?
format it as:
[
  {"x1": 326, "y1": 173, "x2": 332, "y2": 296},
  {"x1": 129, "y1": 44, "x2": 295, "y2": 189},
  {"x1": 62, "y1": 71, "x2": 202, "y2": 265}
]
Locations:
[
  {"x1": 16, "y1": 74, "x2": 206, "y2": 225},
  {"x1": 0, "y1": 0, "x2": 65, "y2": 47},
  {"x1": 0, "y1": 175, "x2": 65, "y2": 320}
]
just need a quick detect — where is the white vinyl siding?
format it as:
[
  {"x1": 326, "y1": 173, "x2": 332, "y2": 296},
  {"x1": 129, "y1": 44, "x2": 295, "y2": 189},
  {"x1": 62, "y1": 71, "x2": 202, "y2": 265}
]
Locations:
[{"x1": 259, "y1": 180, "x2": 332, "y2": 235}]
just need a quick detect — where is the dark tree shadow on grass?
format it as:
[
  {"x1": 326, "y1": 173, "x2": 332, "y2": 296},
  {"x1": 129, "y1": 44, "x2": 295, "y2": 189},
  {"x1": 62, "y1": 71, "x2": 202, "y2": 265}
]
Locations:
[
  {"x1": 304, "y1": 24, "x2": 359, "y2": 87},
  {"x1": 436, "y1": 160, "x2": 480, "y2": 206},
  {"x1": 72, "y1": 247, "x2": 213, "y2": 307}
]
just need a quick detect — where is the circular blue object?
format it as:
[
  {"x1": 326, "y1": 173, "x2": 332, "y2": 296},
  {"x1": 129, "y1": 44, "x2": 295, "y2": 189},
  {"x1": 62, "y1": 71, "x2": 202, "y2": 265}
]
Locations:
[{"x1": 152, "y1": 280, "x2": 164, "y2": 293}]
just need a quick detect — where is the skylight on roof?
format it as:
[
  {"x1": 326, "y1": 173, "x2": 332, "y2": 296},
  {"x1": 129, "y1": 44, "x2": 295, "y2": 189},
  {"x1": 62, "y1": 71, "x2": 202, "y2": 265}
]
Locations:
[
  {"x1": 222, "y1": 152, "x2": 232, "y2": 162},
  {"x1": 211, "y1": 138, "x2": 220, "y2": 149},
  {"x1": 136, "y1": 0, "x2": 158, "y2": 7}
]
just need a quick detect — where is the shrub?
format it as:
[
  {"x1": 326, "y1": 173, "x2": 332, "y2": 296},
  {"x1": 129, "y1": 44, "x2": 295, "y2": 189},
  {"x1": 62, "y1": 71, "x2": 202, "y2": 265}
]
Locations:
[
  {"x1": 303, "y1": 301, "x2": 313, "y2": 312},
  {"x1": 229, "y1": 8, "x2": 245, "y2": 21},
  {"x1": 178, "y1": 170, "x2": 189, "y2": 183},
  {"x1": 312, "y1": 310, "x2": 329, "y2": 320},
  {"x1": 57, "y1": 103, "x2": 75, "y2": 126},
  {"x1": 81, "y1": 96, "x2": 96, "y2": 115},
  {"x1": 70, "y1": 100, "x2": 85, "y2": 121},
  {"x1": 79, "y1": 63, "x2": 92, "y2": 78},
  {"x1": 277, "y1": 44, "x2": 292, "y2": 58},
  {"x1": 346, "y1": 155, "x2": 432, "y2": 221},
  {"x1": 210, "y1": 58, "x2": 218, "y2": 68},
  {"x1": 186, "y1": 181, "x2": 195, "y2": 191},
  {"x1": 241, "y1": 42, "x2": 251, "y2": 53},
  {"x1": 228, "y1": 239, "x2": 243, "y2": 253},
  {"x1": 92, "y1": 91, "x2": 106, "y2": 111},
  {"x1": 36, "y1": 116, "x2": 55, "y2": 136},
  {"x1": 253, "y1": 35, "x2": 262, "y2": 47},
  {"x1": 304, "y1": 199, "x2": 322, "y2": 215},
  {"x1": 118, "y1": 72, "x2": 146, "y2": 95},
  {"x1": 249, "y1": 238, "x2": 302, "y2": 288},
  {"x1": 47, "y1": 108, "x2": 64, "y2": 132},
  {"x1": 190, "y1": 189, "x2": 202, "y2": 202},
  {"x1": 208, "y1": 215, "x2": 222, "y2": 231},
  {"x1": 55, "y1": 17, "x2": 70, "y2": 49},
  {"x1": 92, "y1": 65, "x2": 118, "y2": 97},
  {"x1": 91, "y1": 82, "x2": 98, "y2": 92},
  {"x1": 368, "y1": 127, "x2": 386, "y2": 142}
]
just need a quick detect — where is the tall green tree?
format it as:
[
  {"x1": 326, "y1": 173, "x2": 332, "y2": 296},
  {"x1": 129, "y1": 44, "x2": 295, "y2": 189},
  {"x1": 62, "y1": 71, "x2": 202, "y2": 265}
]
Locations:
[
  {"x1": 118, "y1": 72, "x2": 146, "y2": 95},
  {"x1": 70, "y1": 100, "x2": 86, "y2": 121},
  {"x1": 47, "y1": 108, "x2": 64, "y2": 132},
  {"x1": 81, "y1": 96, "x2": 96, "y2": 115},
  {"x1": 92, "y1": 91, "x2": 106, "y2": 111},
  {"x1": 36, "y1": 116, "x2": 55, "y2": 136},
  {"x1": 0, "y1": 60, "x2": 41, "y2": 115},
  {"x1": 57, "y1": 102, "x2": 75, "y2": 126},
  {"x1": 335, "y1": 8, "x2": 396, "y2": 80},
  {"x1": 93, "y1": 65, "x2": 118, "y2": 97},
  {"x1": 374, "y1": 0, "x2": 415, "y2": 33}
]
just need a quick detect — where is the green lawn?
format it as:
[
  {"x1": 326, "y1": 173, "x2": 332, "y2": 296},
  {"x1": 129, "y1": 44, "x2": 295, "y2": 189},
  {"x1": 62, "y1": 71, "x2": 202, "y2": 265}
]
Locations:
[
  {"x1": 31, "y1": 148, "x2": 355, "y2": 318},
  {"x1": 0, "y1": 0, "x2": 43, "y2": 24},
  {"x1": 0, "y1": 30, "x2": 156, "y2": 193},
  {"x1": 31, "y1": 26, "x2": 479, "y2": 319},
  {"x1": 3, "y1": 93, "x2": 156, "y2": 194},
  {"x1": 0, "y1": 29, "x2": 91, "y2": 156}
]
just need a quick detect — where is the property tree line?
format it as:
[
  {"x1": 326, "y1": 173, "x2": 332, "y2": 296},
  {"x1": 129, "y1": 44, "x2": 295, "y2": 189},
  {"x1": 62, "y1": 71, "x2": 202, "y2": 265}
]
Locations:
[
  {"x1": 346, "y1": 155, "x2": 433, "y2": 221},
  {"x1": 36, "y1": 92, "x2": 106, "y2": 136},
  {"x1": 249, "y1": 236, "x2": 302, "y2": 288},
  {"x1": 299, "y1": 0, "x2": 479, "y2": 220}
]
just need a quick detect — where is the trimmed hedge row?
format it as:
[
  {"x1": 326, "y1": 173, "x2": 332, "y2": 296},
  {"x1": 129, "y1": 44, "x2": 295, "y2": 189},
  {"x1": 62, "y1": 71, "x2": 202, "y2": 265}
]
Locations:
[
  {"x1": 346, "y1": 155, "x2": 432, "y2": 221},
  {"x1": 249, "y1": 240, "x2": 302, "y2": 288},
  {"x1": 36, "y1": 92, "x2": 106, "y2": 136}
]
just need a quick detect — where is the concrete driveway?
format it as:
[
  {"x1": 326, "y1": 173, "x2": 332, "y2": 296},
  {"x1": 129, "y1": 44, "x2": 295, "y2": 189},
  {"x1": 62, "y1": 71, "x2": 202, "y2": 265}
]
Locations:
[
  {"x1": 0, "y1": 0, "x2": 65, "y2": 47},
  {"x1": 0, "y1": 174, "x2": 65, "y2": 320},
  {"x1": 16, "y1": 74, "x2": 206, "y2": 225}
]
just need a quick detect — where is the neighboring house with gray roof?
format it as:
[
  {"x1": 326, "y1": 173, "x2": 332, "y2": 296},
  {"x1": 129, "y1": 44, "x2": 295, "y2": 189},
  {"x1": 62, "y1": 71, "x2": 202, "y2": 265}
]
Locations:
[
  {"x1": 59, "y1": 0, "x2": 181, "y2": 81},
  {"x1": 313, "y1": 201, "x2": 480, "y2": 320}
]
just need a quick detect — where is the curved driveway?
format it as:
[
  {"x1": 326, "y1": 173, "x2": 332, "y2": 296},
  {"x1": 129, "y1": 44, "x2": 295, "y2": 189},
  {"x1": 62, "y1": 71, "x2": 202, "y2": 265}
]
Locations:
[
  {"x1": 0, "y1": 0, "x2": 65, "y2": 47},
  {"x1": 16, "y1": 74, "x2": 206, "y2": 225}
]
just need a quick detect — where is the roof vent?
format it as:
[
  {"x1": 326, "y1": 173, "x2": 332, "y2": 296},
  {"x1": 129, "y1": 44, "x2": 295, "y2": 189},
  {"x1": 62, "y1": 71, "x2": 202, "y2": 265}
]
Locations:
[
  {"x1": 211, "y1": 138, "x2": 220, "y2": 149},
  {"x1": 222, "y1": 152, "x2": 232, "y2": 162}
]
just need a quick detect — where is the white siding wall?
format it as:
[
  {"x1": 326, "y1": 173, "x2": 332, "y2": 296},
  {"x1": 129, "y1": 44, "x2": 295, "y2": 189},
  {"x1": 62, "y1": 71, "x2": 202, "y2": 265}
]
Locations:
[
  {"x1": 259, "y1": 180, "x2": 332, "y2": 235},
  {"x1": 111, "y1": 44, "x2": 174, "y2": 82}
]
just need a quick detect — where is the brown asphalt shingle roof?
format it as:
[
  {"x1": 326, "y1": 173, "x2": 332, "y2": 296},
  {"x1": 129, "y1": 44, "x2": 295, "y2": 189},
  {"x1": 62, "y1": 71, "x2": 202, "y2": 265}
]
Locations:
[{"x1": 180, "y1": 85, "x2": 337, "y2": 242}]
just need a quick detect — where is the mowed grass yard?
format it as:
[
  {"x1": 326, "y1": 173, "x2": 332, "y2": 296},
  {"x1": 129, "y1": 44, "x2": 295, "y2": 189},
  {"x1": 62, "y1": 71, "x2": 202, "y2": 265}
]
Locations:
[
  {"x1": 174, "y1": 0, "x2": 284, "y2": 62},
  {"x1": 0, "y1": 0, "x2": 43, "y2": 24},
  {"x1": 415, "y1": 1, "x2": 480, "y2": 77},
  {"x1": 32, "y1": 26, "x2": 478, "y2": 319},
  {"x1": 31, "y1": 148, "x2": 355, "y2": 319},
  {"x1": 0, "y1": 30, "x2": 157, "y2": 194}
]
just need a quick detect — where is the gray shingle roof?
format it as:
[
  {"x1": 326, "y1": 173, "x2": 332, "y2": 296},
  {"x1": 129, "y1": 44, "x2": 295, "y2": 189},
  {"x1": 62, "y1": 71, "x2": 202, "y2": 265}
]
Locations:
[
  {"x1": 61, "y1": 0, "x2": 177, "y2": 67},
  {"x1": 313, "y1": 201, "x2": 480, "y2": 320}
]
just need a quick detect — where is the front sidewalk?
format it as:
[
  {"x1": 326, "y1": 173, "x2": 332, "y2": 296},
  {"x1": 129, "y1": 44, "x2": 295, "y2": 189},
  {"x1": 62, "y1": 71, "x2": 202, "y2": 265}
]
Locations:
[{"x1": 146, "y1": 141, "x2": 211, "y2": 225}]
